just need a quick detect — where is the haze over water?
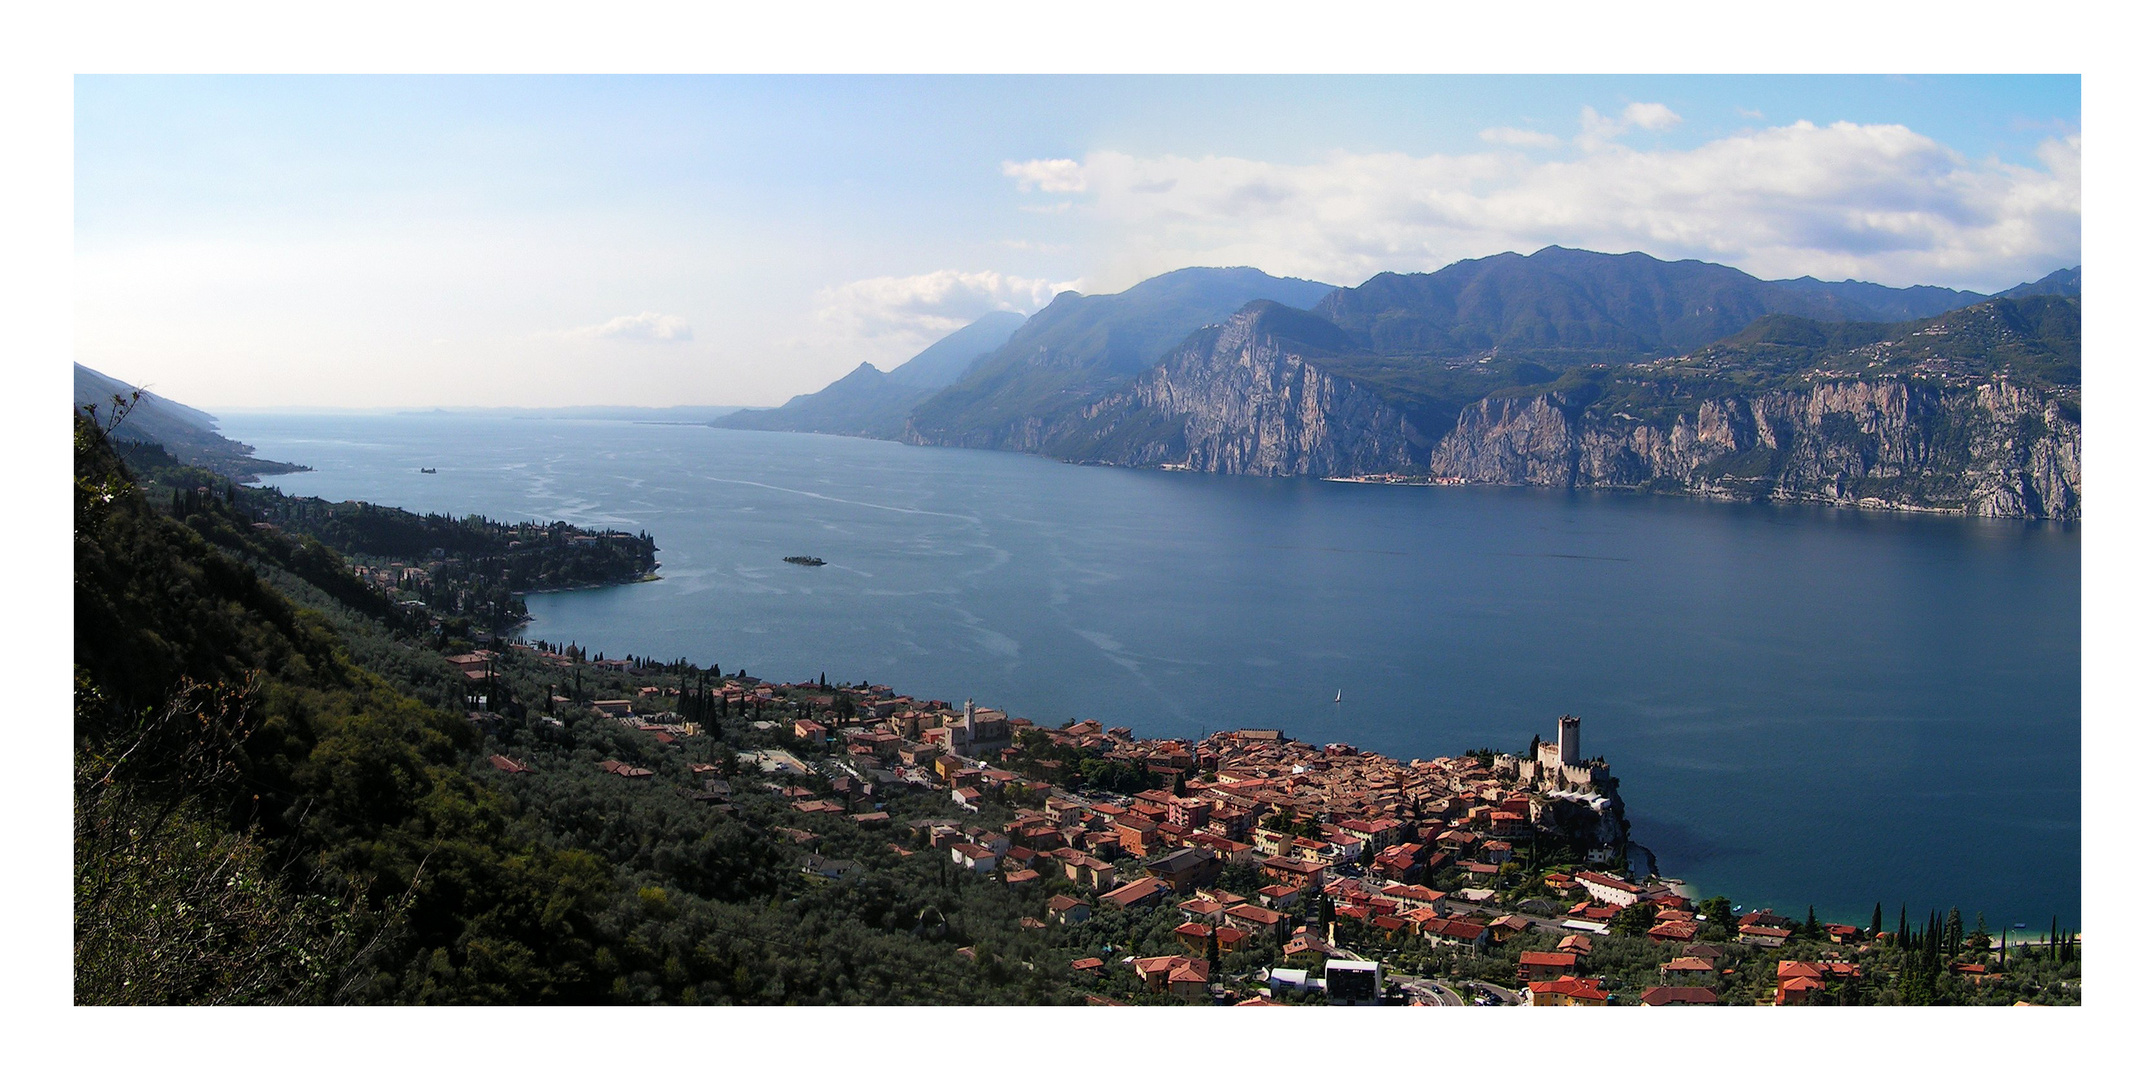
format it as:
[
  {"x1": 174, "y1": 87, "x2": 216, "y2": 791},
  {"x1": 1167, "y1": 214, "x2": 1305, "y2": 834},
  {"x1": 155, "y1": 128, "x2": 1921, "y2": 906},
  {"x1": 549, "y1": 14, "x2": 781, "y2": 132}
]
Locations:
[{"x1": 227, "y1": 412, "x2": 2080, "y2": 928}]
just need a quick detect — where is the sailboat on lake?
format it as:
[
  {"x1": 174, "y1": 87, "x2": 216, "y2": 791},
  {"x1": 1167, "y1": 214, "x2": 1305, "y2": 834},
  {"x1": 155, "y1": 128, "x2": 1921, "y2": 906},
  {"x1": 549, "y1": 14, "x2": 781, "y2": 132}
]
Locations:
[{"x1": 1334, "y1": 689, "x2": 1342, "y2": 703}]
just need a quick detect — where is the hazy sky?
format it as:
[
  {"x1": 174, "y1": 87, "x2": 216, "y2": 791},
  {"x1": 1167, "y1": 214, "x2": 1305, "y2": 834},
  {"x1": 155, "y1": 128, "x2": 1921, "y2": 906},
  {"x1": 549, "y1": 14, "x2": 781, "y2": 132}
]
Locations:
[{"x1": 75, "y1": 75, "x2": 2080, "y2": 409}]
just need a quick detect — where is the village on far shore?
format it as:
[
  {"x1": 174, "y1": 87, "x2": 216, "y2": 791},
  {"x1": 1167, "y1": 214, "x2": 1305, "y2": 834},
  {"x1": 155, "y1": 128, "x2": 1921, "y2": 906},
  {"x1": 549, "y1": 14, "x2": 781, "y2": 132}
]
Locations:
[{"x1": 467, "y1": 640, "x2": 2078, "y2": 1007}]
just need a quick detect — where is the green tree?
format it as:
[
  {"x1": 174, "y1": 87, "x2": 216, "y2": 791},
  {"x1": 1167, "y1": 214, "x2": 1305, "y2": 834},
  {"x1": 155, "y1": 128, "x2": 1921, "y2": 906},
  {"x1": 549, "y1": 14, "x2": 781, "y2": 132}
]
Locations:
[
  {"x1": 1699, "y1": 896, "x2": 1736, "y2": 941},
  {"x1": 1610, "y1": 901, "x2": 1657, "y2": 936}
]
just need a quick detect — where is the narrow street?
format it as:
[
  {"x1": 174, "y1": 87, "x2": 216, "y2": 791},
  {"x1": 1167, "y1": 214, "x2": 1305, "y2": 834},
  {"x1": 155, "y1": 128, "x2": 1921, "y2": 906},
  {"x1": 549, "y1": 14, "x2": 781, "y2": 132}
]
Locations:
[
  {"x1": 1388, "y1": 973, "x2": 1463, "y2": 1006},
  {"x1": 1459, "y1": 979, "x2": 1522, "y2": 1005}
]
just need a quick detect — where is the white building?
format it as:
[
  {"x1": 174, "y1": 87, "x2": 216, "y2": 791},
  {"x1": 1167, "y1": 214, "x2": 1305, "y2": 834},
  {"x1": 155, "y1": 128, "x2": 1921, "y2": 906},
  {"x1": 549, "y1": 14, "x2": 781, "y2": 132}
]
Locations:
[{"x1": 1576, "y1": 870, "x2": 1644, "y2": 908}]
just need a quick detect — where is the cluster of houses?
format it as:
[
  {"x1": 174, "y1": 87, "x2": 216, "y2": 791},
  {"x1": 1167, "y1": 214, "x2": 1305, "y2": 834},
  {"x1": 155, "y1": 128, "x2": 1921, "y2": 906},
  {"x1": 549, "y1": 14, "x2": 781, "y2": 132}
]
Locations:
[
  {"x1": 481, "y1": 669, "x2": 1898, "y2": 1005},
  {"x1": 766, "y1": 715, "x2": 1704, "y2": 1004}
]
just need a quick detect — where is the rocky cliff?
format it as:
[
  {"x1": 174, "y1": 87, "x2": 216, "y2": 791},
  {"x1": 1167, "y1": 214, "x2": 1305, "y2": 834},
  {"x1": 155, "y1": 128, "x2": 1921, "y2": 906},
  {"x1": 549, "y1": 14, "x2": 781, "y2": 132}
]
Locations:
[
  {"x1": 1027, "y1": 303, "x2": 1432, "y2": 476},
  {"x1": 885, "y1": 259, "x2": 2081, "y2": 521},
  {"x1": 980, "y1": 302, "x2": 2081, "y2": 520},
  {"x1": 1432, "y1": 378, "x2": 2081, "y2": 519}
]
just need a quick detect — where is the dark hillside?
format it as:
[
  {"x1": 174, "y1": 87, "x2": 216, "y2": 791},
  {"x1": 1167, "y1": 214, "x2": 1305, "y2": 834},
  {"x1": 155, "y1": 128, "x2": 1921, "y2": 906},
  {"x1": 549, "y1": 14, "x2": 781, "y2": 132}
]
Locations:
[
  {"x1": 75, "y1": 409, "x2": 1094, "y2": 1004},
  {"x1": 1992, "y1": 266, "x2": 2080, "y2": 300}
]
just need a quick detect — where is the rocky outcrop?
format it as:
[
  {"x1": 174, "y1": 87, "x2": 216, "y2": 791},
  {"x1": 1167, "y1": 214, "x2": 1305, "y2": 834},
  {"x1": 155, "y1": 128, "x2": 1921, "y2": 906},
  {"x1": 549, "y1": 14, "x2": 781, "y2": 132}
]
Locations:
[
  {"x1": 1431, "y1": 378, "x2": 2081, "y2": 519},
  {"x1": 1032, "y1": 305, "x2": 1431, "y2": 477}
]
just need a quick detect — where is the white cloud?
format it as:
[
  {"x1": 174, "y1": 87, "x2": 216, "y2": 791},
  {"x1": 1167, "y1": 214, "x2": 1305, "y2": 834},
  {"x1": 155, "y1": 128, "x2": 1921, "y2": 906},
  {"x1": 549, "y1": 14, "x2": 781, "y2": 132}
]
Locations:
[
  {"x1": 816, "y1": 268, "x2": 1079, "y2": 354},
  {"x1": 1479, "y1": 126, "x2": 1561, "y2": 148},
  {"x1": 1621, "y1": 102, "x2": 1683, "y2": 131},
  {"x1": 565, "y1": 311, "x2": 694, "y2": 342},
  {"x1": 1002, "y1": 158, "x2": 1087, "y2": 193},
  {"x1": 998, "y1": 119, "x2": 2080, "y2": 292},
  {"x1": 1578, "y1": 102, "x2": 1683, "y2": 147}
]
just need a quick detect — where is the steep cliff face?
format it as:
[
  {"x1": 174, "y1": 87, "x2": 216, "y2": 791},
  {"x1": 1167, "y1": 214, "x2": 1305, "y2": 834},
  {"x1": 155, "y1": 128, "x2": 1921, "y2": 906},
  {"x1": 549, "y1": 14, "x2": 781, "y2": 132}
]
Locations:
[
  {"x1": 902, "y1": 268, "x2": 1338, "y2": 452},
  {"x1": 1035, "y1": 304, "x2": 1430, "y2": 476},
  {"x1": 1431, "y1": 378, "x2": 2081, "y2": 519}
]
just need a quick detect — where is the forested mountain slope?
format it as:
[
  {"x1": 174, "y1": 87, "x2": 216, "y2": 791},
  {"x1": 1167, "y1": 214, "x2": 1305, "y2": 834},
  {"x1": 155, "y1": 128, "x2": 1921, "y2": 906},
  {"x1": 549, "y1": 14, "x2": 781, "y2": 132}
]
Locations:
[{"x1": 72, "y1": 410, "x2": 1092, "y2": 1004}]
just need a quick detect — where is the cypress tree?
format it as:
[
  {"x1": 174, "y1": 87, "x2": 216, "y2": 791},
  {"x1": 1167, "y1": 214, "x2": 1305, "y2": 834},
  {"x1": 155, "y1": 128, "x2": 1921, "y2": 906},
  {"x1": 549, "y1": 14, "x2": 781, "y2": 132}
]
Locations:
[
  {"x1": 1869, "y1": 902, "x2": 1883, "y2": 938},
  {"x1": 1944, "y1": 908, "x2": 1963, "y2": 956}
]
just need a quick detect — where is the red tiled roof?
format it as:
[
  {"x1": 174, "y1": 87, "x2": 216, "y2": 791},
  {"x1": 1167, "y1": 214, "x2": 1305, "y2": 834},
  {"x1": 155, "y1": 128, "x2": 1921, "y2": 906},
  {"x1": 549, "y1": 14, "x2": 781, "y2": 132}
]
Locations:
[
  {"x1": 1529, "y1": 975, "x2": 1607, "y2": 1002},
  {"x1": 1100, "y1": 878, "x2": 1170, "y2": 907}
]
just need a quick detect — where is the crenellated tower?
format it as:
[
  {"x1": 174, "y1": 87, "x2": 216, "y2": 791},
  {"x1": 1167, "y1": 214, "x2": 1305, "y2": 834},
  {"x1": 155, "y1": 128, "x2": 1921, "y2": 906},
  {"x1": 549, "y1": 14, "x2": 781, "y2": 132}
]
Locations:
[{"x1": 1557, "y1": 714, "x2": 1581, "y2": 766}]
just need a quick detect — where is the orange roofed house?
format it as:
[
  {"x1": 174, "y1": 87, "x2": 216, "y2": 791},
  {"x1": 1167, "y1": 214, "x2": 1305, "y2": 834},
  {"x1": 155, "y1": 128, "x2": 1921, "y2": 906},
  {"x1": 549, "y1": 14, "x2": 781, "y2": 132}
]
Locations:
[
  {"x1": 1134, "y1": 956, "x2": 1212, "y2": 1003},
  {"x1": 1517, "y1": 950, "x2": 1576, "y2": 982},
  {"x1": 1526, "y1": 975, "x2": 1608, "y2": 1006},
  {"x1": 1099, "y1": 877, "x2": 1171, "y2": 911}
]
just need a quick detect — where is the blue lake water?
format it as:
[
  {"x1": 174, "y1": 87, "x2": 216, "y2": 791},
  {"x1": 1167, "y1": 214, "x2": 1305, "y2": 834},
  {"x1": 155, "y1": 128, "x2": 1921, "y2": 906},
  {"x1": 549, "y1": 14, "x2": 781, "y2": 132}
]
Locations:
[{"x1": 223, "y1": 412, "x2": 2081, "y2": 928}]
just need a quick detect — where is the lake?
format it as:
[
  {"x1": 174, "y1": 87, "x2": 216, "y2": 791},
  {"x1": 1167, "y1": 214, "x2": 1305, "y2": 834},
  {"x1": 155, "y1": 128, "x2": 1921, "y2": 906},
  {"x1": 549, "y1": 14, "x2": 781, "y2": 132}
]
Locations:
[{"x1": 223, "y1": 411, "x2": 2081, "y2": 928}]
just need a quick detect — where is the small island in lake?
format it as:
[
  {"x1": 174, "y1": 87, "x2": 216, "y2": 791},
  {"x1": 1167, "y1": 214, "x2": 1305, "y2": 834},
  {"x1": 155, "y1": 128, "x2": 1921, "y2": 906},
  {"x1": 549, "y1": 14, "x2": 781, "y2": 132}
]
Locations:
[{"x1": 783, "y1": 555, "x2": 826, "y2": 566}]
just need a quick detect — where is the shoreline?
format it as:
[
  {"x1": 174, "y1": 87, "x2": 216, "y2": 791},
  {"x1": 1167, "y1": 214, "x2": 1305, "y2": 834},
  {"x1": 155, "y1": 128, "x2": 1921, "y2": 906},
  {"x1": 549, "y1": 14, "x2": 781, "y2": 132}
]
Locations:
[{"x1": 517, "y1": 570, "x2": 662, "y2": 598}]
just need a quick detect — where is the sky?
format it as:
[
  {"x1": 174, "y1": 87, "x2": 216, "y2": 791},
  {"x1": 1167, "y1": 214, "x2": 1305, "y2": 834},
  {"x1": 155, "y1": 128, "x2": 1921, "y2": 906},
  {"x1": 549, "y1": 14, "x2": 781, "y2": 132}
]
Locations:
[{"x1": 74, "y1": 75, "x2": 2081, "y2": 409}]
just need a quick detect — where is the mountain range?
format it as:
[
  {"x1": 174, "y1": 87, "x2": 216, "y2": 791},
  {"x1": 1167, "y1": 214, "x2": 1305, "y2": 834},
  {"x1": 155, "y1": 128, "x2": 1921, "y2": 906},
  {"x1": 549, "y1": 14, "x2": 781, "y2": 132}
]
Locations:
[
  {"x1": 715, "y1": 248, "x2": 2081, "y2": 518},
  {"x1": 718, "y1": 268, "x2": 1334, "y2": 445},
  {"x1": 718, "y1": 310, "x2": 1025, "y2": 440}
]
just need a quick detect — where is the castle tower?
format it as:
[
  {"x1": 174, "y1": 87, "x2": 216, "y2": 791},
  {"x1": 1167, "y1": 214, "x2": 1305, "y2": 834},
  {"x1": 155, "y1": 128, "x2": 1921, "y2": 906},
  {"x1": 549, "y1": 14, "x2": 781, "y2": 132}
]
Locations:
[{"x1": 1557, "y1": 715, "x2": 1581, "y2": 767}]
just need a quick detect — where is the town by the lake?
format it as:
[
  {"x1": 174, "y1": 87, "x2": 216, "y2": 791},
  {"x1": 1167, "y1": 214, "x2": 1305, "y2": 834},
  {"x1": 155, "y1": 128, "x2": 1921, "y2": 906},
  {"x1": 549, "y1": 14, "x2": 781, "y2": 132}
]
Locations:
[{"x1": 467, "y1": 637, "x2": 2080, "y2": 1006}]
